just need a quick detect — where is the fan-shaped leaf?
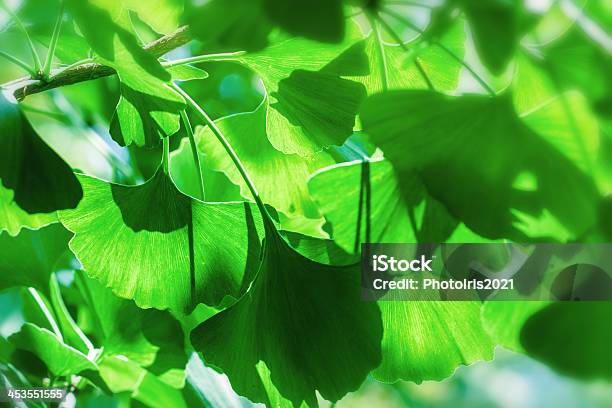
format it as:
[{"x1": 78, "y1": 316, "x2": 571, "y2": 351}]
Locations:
[
  {"x1": 9, "y1": 323, "x2": 97, "y2": 377},
  {"x1": 191, "y1": 223, "x2": 383, "y2": 406},
  {"x1": 0, "y1": 95, "x2": 81, "y2": 234},
  {"x1": 197, "y1": 98, "x2": 334, "y2": 217},
  {"x1": 0, "y1": 224, "x2": 72, "y2": 293},
  {"x1": 238, "y1": 28, "x2": 368, "y2": 155},
  {"x1": 75, "y1": 270, "x2": 187, "y2": 388},
  {"x1": 360, "y1": 90, "x2": 599, "y2": 240},
  {"x1": 59, "y1": 170, "x2": 264, "y2": 314},
  {"x1": 66, "y1": 0, "x2": 185, "y2": 147}
]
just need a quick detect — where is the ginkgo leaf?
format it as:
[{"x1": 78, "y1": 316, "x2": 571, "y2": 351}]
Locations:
[
  {"x1": 75, "y1": 270, "x2": 187, "y2": 388},
  {"x1": 185, "y1": 0, "x2": 272, "y2": 52},
  {"x1": 186, "y1": 0, "x2": 345, "y2": 52},
  {"x1": 123, "y1": 0, "x2": 183, "y2": 35},
  {"x1": 534, "y1": 26, "x2": 612, "y2": 121},
  {"x1": 110, "y1": 62, "x2": 207, "y2": 149},
  {"x1": 308, "y1": 160, "x2": 494, "y2": 383},
  {"x1": 59, "y1": 170, "x2": 264, "y2": 314},
  {"x1": 360, "y1": 18, "x2": 466, "y2": 93},
  {"x1": 0, "y1": 185, "x2": 57, "y2": 237},
  {"x1": 167, "y1": 64, "x2": 209, "y2": 82},
  {"x1": 360, "y1": 90, "x2": 600, "y2": 240},
  {"x1": 49, "y1": 274, "x2": 93, "y2": 355},
  {"x1": 521, "y1": 303, "x2": 612, "y2": 380},
  {"x1": 196, "y1": 97, "x2": 334, "y2": 217},
  {"x1": 481, "y1": 301, "x2": 549, "y2": 352},
  {"x1": 459, "y1": 0, "x2": 522, "y2": 74},
  {"x1": 309, "y1": 158, "x2": 481, "y2": 254},
  {"x1": 191, "y1": 222, "x2": 383, "y2": 406},
  {"x1": 514, "y1": 54, "x2": 601, "y2": 185},
  {"x1": 0, "y1": 224, "x2": 72, "y2": 293},
  {"x1": 374, "y1": 301, "x2": 494, "y2": 383},
  {"x1": 98, "y1": 355, "x2": 188, "y2": 408},
  {"x1": 9, "y1": 323, "x2": 97, "y2": 377},
  {"x1": 110, "y1": 83, "x2": 185, "y2": 147},
  {"x1": 169, "y1": 138, "x2": 243, "y2": 202},
  {"x1": 185, "y1": 353, "x2": 265, "y2": 408},
  {"x1": 0, "y1": 94, "x2": 82, "y2": 233},
  {"x1": 265, "y1": 0, "x2": 345, "y2": 43},
  {"x1": 66, "y1": 0, "x2": 186, "y2": 147},
  {"x1": 309, "y1": 159, "x2": 417, "y2": 253},
  {"x1": 238, "y1": 27, "x2": 368, "y2": 155}
]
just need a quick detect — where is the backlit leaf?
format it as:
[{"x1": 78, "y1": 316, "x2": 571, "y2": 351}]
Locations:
[
  {"x1": 197, "y1": 97, "x2": 334, "y2": 217},
  {"x1": 9, "y1": 323, "x2": 97, "y2": 377},
  {"x1": 360, "y1": 90, "x2": 600, "y2": 240},
  {"x1": 191, "y1": 221, "x2": 383, "y2": 406},
  {"x1": 59, "y1": 170, "x2": 264, "y2": 314},
  {"x1": 0, "y1": 94, "x2": 81, "y2": 234},
  {"x1": 0, "y1": 224, "x2": 72, "y2": 293}
]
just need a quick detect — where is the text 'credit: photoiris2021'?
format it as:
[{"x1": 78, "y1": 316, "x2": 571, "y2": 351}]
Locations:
[{"x1": 361, "y1": 244, "x2": 612, "y2": 301}]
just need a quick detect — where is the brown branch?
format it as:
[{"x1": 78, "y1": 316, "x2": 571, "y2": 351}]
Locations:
[{"x1": 10, "y1": 25, "x2": 192, "y2": 101}]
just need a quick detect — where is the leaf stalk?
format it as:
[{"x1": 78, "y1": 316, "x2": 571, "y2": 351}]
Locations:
[
  {"x1": 0, "y1": 50, "x2": 36, "y2": 76},
  {"x1": 163, "y1": 51, "x2": 246, "y2": 68},
  {"x1": 171, "y1": 84, "x2": 270, "y2": 220},
  {"x1": 162, "y1": 136, "x2": 170, "y2": 175},
  {"x1": 42, "y1": 1, "x2": 65, "y2": 80},
  {"x1": 180, "y1": 110, "x2": 206, "y2": 201},
  {"x1": 1, "y1": 1, "x2": 43, "y2": 73}
]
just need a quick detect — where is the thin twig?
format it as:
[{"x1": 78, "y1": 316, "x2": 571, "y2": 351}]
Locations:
[{"x1": 9, "y1": 25, "x2": 192, "y2": 101}]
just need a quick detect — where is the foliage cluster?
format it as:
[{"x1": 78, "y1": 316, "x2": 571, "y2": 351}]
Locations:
[{"x1": 0, "y1": 0, "x2": 611, "y2": 406}]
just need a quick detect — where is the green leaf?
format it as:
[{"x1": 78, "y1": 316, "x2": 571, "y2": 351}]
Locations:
[
  {"x1": 75, "y1": 270, "x2": 187, "y2": 388},
  {"x1": 0, "y1": 185, "x2": 57, "y2": 237},
  {"x1": 360, "y1": 90, "x2": 600, "y2": 240},
  {"x1": 481, "y1": 301, "x2": 549, "y2": 352},
  {"x1": 459, "y1": 0, "x2": 521, "y2": 74},
  {"x1": 0, "y1": 224, "x2": 72, "y2": 293},
  {"x1": 167, "y1": 65, "x2": 209, "y2": 82},
  {"x1": 66, "y1": 0, "x2": 186, "y2": 147},
  {"x1": 362, "y1": 18, "x2": 466, "y2": 93},
  {"x1": 308, "y1": 160, "x2": 494, "y2": 383},
  {"x1": 197, "y1": 98, "x2": 334, "y2": 217},
  {"x1": 0, "y1": 94, "x2": 82, "y2": 234},
  {"x1": 191, "y1": 226, "x2": 383, "y2": 406},
  {"x1": 59, "y1": 170, "x2": 264, "y2": 314},
  {"x1": 110, "y1": 83, "x2": 185, "y2": 147},
  {"x1": 514, "y1": 54, "x2": 601, "y2": 182},
  {"x1": 535, "y1": 26, "x2": 612, "y2": 121},
  {"x1": 309, "y1": 158, "x2": 483, "y2": 254},
  {"x1": 238, "y1": 28, "x2": 368, "y2": 155},
  {"x1": 186, "y1": 0, "x2": 271, "y2": 51},
  {"x1": 123, "y1": 0, "x2": 183, "y2": 34},
  {"x1": 49, "y1": 274, "x2": 93, "y2": 354},
  {"x1": 374, "y1": 301, "x2": 494, "y2": 383},
  {"x1": 0, "y1": 338, "x2": 15, "y2": 363},
  {"x1": 186, "y1": 0, "x2": 345, "y2": 52},
  {"x1": 264, "y1": 0, "x2": 345, "y2": 43},
  {"x1": 9, "y1": 323, "x2": 97, "y2": 377},
  {"x1": 184, "y1": 353, "x2": 261, "y2": 408},
  {"x1": 169, "y1": 138, "x2": 243, "y2": 202},
  {"x1": 521, "y1": 303, "x2": 612, "y2": 380},
  {"x1": 309, "y1": 159, "x2": 417, "y2": 253},
  {"x1": 98, "y1": 355, "x2": 187, "y2": 408}
]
